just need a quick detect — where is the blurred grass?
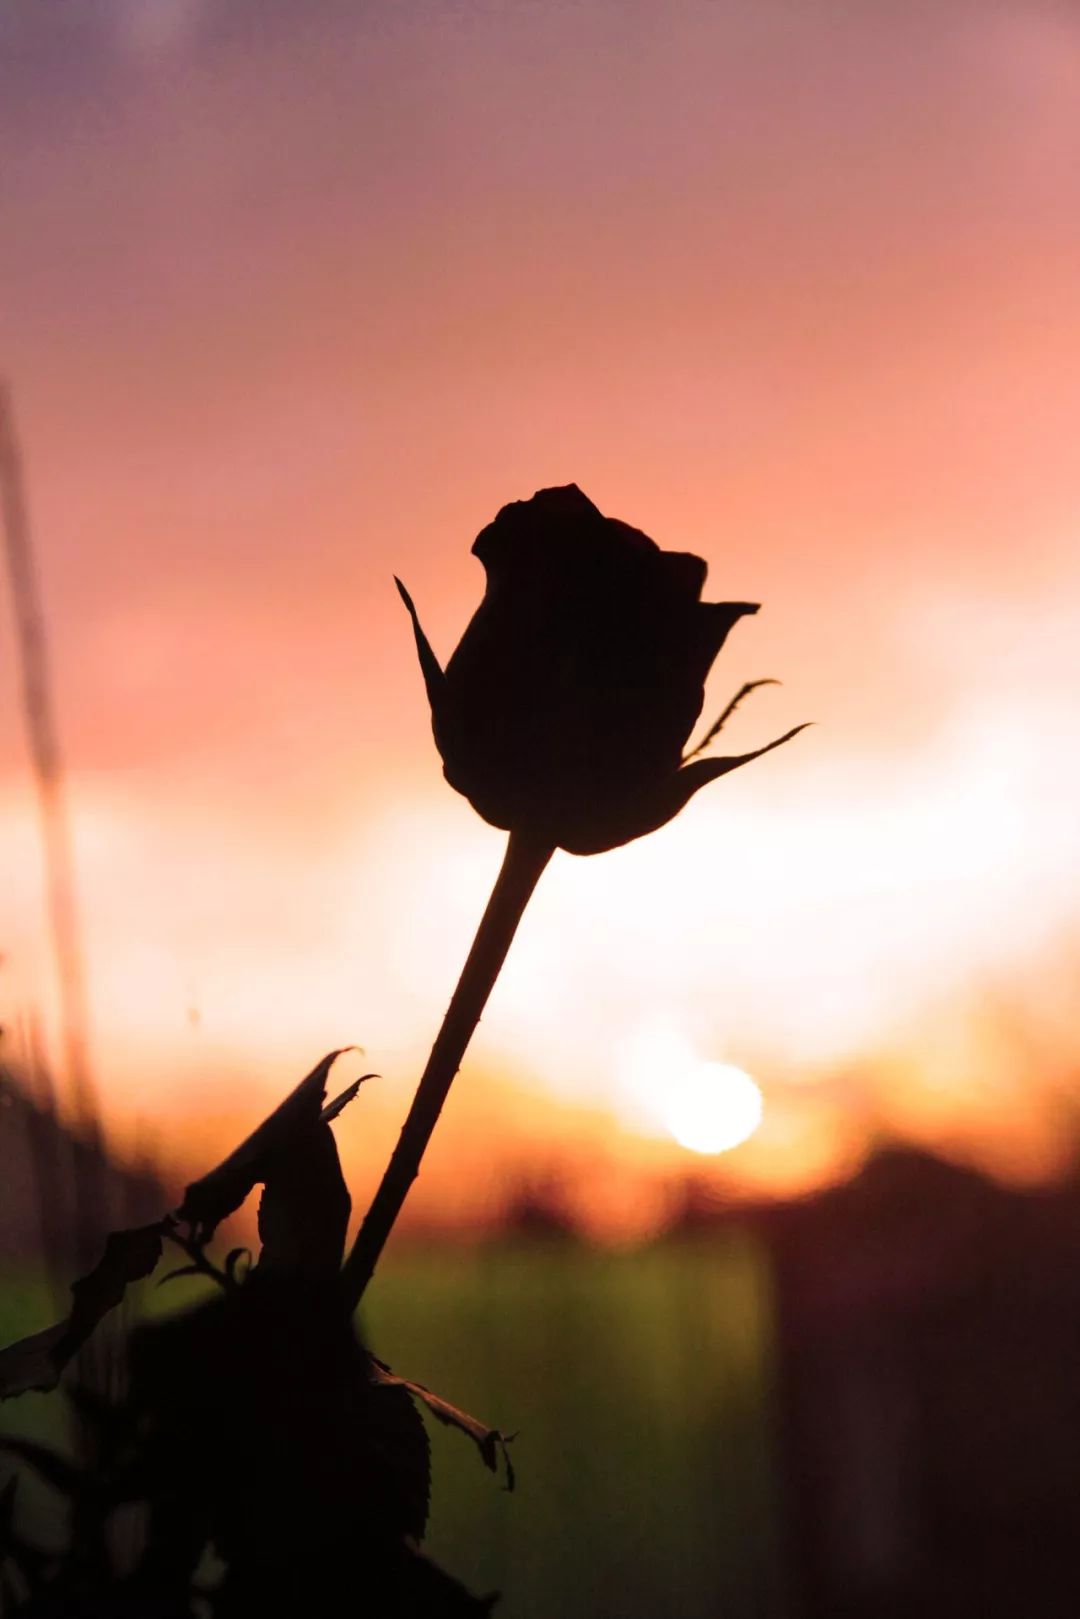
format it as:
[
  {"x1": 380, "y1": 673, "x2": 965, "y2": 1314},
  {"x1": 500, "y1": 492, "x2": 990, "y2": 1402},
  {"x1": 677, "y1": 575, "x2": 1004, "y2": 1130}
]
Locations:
[
  {"x1": 0, "y1": 1274, "x2": 76, "y2": 1557},
  {"x1": 0, "y1": 1234, "x2": 784, "y2": 1618},
  {"x1": 364, "y1": 1233, "x2": 785, "y2": 1619}
]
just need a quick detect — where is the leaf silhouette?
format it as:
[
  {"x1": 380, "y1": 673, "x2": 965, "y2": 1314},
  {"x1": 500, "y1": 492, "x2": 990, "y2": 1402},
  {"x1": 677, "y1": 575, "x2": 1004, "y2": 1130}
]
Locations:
[
  {"x1": 0, "y1": 1222, "x2": 165, "y2": 1399},
  {"x1": 363, "y1": 1377, "x2": 432, "y2": 1543},
  {"x1": 177, "y1": 1049, "x2": 358, "y2": 1241},
  {"x1": 255, "y1": 1120, "x2": 351, "y2": 1280},
  {"x1": 66, "y1": 1222, "x2": 166, "y2": 1347},
  {"x1": 0, "y1": 1321, "x2": 68, "y2": 1400},
  {"x1": 321, "y1": 1070, "x2": 377, "y2": 1125},
  {"x1": 370, "y1": 1360, "x2": 515, "y2": 1490}
]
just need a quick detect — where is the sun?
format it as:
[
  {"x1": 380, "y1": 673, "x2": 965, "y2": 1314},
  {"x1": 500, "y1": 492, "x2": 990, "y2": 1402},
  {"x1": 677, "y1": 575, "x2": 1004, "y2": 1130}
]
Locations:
[
  {"x1": 662, "y1": 1061, "x2": 764, "y2": 1155},
  {"x1": 615, "y1": 1025, "x2": 764, "y2": 1155}
]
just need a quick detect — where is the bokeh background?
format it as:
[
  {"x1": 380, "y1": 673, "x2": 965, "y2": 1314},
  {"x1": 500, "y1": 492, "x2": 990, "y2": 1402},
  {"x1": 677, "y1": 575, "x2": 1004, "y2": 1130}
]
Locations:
[{"x1": 2, "y1": 2, "x2": 1080, "y2": 1615}]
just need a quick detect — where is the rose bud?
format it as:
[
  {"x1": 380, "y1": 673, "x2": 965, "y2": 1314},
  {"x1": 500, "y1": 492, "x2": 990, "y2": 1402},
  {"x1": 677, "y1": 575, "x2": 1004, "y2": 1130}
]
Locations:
[{"x1": 396, "y1": 484, "x2": 806, "y2": 855}]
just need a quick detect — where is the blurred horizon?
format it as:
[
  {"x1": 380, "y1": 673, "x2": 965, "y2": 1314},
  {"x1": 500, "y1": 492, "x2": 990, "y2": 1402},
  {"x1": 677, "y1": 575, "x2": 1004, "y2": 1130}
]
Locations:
[{"x1": 2, "y1": 0, "x2": 1079, "y2": 1237}]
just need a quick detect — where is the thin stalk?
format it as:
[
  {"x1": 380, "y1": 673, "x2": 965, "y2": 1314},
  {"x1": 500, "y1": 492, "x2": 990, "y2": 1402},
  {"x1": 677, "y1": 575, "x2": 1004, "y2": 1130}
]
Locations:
[
  {"x1": 342, "y1": 830, "x2": 554, "y2": 1308},
  {"x1": 0, "y1": 384, "x2": 96, "y2": 1131}
]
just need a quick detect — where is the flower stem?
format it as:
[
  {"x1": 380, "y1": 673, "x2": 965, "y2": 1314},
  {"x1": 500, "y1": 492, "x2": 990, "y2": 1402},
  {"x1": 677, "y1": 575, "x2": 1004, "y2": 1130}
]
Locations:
[{"x1": 341, "y1": 830, "x2": 555, "y2": 1309}]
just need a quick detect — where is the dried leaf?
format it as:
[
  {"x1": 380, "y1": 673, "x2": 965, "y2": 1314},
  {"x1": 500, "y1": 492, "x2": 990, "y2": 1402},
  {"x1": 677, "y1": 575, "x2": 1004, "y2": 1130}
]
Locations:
[
  {"x1": 0, "y1": 1222, "x2": 165, "y2": 1399},
  {"x1": 177, "y1": 1049, "x2": 354, "y2": 1240},
  {"x1": 370, "y1": 1360, "x2": 515, "y2": 1491},
  {"x1": 66, "y1": 1223, "x2": 165, "y2": 1347},
  {"x1": 0, "y1": 1322, "x2": 67, "y2": 1399}
]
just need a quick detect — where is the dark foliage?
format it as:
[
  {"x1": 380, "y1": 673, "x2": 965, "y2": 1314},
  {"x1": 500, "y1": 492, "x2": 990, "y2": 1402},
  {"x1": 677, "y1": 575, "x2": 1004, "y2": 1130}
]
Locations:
[
  {"x1": 177, "y1": 1050, "x2": 365, "y2": 1244},
  {"x1": 0, "y1": 1057, "x2": 506, "y2": 1616},
  {"x1": 0, "y1": 1224, "x2": 166, "y2": 1399}
]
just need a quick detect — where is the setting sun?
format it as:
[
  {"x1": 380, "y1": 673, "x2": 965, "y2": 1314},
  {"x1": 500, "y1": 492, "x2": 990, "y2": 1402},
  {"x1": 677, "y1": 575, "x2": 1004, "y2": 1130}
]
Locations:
[
  {"x1": 615, "y1": 1025, "x2": 764, "y2": 1155},
  {"x1": 662, "y1": 1061, "x2": 764, "y2": 1156},
  {"x1": 2, "y1": 0, "x2": 1079, "y2": 1217}
]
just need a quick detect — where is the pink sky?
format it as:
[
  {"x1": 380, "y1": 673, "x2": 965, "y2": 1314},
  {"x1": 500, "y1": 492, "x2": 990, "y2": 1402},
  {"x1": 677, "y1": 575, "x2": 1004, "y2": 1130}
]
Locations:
[{"x1": 2, "y1": 0, "x2": 1079, "y2": 1227}]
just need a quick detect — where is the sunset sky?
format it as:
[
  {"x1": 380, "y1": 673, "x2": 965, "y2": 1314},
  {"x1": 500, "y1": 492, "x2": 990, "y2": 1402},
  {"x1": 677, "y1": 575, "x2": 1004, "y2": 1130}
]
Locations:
[{"x1": 2, "y1": 0, "x2": 1079, "y2": 1234}]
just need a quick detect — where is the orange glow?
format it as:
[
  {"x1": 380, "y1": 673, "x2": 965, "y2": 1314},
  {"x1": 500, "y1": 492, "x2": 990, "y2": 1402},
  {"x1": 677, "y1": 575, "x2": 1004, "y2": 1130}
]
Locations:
[
  {"x1": 614, "y1": 1025, "x2": 763, "y2": 1154},
  {"x1": 2, "y1": 3, "x2": 1080, "y2": 1229}
]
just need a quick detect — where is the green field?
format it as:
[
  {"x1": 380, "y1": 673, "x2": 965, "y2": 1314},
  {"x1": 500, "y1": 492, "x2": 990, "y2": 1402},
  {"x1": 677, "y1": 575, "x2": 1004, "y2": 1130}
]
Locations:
[
  {"x1": 1, "y1": 1234, "x2": 785, "y2": 1618},
  {"x1": 364, "y1": 1235, "x2": 785, "y2": 1619}
]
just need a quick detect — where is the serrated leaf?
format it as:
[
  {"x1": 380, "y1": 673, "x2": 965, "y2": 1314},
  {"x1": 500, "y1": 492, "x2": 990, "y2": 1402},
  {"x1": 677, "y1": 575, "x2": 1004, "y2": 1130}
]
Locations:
[
  {"x1": 364, "y1": 1379, "x2": 431, "y2": 1542},
  {"x1": 177, "y1": 1049, "x2": 355, "y2": 1241},
  {"x1": 370, "y1": 1360, "x2": 515, "y2": 1491}
]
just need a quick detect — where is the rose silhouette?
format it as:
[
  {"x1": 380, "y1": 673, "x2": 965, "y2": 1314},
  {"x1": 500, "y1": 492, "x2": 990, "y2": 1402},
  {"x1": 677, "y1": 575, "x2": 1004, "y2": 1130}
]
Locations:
[
  {"x1": 339, "y1": 482, "x2": 807, "y2": 1299},
  {"x1": 396, "y1": 483, "x2": 805, "y2": 854}
]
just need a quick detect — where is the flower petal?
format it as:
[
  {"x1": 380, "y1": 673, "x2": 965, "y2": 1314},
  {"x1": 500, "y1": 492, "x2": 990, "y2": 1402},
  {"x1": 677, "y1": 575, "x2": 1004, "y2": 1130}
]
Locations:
[
  {"x1": 473, "y1": 485, "x2": 607, "y2": 576},
  {"x1": 701, "y1": 600, "x2": 759, "y2": 658},
  {"x1": 658, "y1": 549, "x2": 707, "y2": 600}
]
